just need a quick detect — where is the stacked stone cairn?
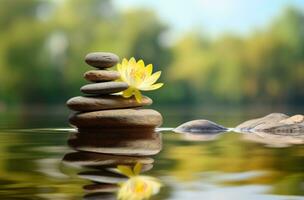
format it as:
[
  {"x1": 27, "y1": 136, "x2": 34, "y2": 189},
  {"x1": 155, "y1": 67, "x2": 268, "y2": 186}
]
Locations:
[
  {"x1": 66, "y1": 52, "x2": 163, "y2": 131},
  {"x1": 65, "y1": 52, "x2": 162, "y2": 196}
]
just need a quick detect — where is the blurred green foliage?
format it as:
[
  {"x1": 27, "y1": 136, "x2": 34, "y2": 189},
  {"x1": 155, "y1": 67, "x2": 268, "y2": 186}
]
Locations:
[{"x1": 0, "y1": 0, "x2": 303, "y2": 107}]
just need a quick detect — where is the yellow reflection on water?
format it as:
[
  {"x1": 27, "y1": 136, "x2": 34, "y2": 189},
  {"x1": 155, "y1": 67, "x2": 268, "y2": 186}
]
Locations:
[{"x1": 117, "y1": 163, "x2": 162, "y2": 200}]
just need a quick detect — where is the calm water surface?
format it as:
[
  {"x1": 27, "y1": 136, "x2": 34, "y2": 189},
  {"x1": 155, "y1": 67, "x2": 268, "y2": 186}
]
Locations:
[{"x1": 0, "y1": 108, "x2": 303, "y2": 200}]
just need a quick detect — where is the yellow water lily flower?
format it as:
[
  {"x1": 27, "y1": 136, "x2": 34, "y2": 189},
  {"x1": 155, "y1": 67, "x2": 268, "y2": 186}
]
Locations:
[
  {"x1": 117, "y1": 163, "x2": 162, "y2": 200},
  {"x1": 117, "y1": 58, "x2": 164, "y2": 102}
]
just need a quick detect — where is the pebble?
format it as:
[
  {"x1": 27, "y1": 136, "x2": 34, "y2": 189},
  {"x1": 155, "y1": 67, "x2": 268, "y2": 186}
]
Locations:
[
  {"x1": 66, "y1": 95, "x2": 152, "y2": 111},
  {"x1": 69, "y1": 109, "x2": 162, "y2": 128},
  {"x1": 85, "y1": 52, "x2": 119, "y2": 68},
  {"x1": 80, "y1": 82, "x2": 128, "y2": 95},
  {"x1": 174, "y1": 119, "x2": 228, "y2": 134},
  {"x1": 84, "y1": 70, "x2": 120, "y2": 82}
]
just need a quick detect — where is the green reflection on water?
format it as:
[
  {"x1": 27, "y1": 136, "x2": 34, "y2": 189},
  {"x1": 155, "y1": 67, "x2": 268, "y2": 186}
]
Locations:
[{"x1": 0, "y1": 128, "x2": 303, "y2": 199}]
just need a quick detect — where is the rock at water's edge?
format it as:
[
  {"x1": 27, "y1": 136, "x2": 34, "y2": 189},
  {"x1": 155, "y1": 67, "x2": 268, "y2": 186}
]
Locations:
[
  {"x1": 69, "y1": 109, "x2": 162, "y2": 128},
  {"x1": 235, "y1": 113, "x2": 304, "y2": 135},
  {"x1": 173, "y1": 119, "x2": 228, "y2": 134}
]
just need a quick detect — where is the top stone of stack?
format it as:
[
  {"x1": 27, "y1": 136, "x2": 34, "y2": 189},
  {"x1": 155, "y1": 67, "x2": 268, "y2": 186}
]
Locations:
[{"x1": 85, "y1": 52, "x2": 120, "y2": 69}]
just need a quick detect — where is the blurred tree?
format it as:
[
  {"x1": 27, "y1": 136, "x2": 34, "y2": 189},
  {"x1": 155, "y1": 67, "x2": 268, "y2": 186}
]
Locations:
[
  {"x1": 168, "y1": 7, "x2": 304, "y2": 106},
  {"x1": 0, "y1": 1, "x2": 303, "y2": 107}
]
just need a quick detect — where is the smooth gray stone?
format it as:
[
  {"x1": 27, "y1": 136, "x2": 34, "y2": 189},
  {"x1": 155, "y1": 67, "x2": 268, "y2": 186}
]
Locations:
[
  {"x1": 235, "y1": 113, "x2": 304, "y2": 135},
  {"x1": 69, "y1": 109, "x2": 163, "y2": 128},
  {"x1": 80, "y1": 82, "x2": 128, "y2": 95},
  {"x1": 66, "y1": 95, "x2": 152, "y2": 112},
  {"x1": 85, "y1": 52, "x2": 119, "y2": 68},
  {"x1": 173, "y1": 119, "x2": 228, "y2": 134}
]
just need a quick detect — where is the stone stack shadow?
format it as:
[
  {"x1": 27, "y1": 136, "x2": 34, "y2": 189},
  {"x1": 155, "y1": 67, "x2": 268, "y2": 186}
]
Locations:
[{"x1": 64, "y1": 52, "x2": 163, "y2": 199}]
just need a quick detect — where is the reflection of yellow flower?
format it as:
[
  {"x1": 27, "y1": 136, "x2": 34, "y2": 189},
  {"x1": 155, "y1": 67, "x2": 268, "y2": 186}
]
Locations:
[
  {"x1": 117, "y1": 163, "x2": 162, "y2": 200},
  {"x1": 117, "y1": 58, "x2": 163, "y2": 102}
]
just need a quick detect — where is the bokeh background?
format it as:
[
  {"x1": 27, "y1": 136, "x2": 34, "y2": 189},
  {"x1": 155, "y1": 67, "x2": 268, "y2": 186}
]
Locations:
[
  {"x1": 0, "y1": 2, "x2": 304, "y2": 198},
  {"x1": 0, "y1": 0, "x2": 304, "y2": 117}
]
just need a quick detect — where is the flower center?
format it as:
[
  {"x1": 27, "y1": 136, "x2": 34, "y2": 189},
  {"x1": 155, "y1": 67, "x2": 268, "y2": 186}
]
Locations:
[{"x1": 132, "y1": 180, "x2": 148, "y2": 194}]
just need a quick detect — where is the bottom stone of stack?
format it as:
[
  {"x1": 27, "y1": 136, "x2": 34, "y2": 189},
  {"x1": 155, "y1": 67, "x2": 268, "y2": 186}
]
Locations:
[{"x1": 69, "y1": 109, "x2": 162, "y2": 128}]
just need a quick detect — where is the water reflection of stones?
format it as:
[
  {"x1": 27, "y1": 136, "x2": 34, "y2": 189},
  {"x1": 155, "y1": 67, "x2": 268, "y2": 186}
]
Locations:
[
  {"x1": 62, "y1": 128, "x2": 162, "y2": 199},
  {"x1": 242, "y1": 131, "x2": 304, "y2": 147},
  {"x1": 67, "y1": 129, "x2": 162, "y2": 156},
  {"x1": 180, "y1": 132, "x2": 225, "y2": 141},
  {"x1": 63, "y1": 151, "x2": 154, "y2": 168}
]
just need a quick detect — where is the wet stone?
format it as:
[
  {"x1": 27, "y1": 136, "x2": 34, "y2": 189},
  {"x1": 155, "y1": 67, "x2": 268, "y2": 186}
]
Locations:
[
  {"x1": 173, "y1": 119, "x2": 228, "y2": 134},
  {"x1": 85, "y1": 52, "x2": 119, "y2": 68},
  {"x1": 69, "y1": 109, "x2": 162, "y2": 128},
  {"x1": 80, "y1": 82, "x2": 128, "y2": 95}
]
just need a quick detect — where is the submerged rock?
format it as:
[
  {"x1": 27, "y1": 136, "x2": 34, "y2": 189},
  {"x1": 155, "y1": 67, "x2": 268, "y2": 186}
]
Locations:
[
  {"x1": 173, "y1": 119, "x2": 228, "y2": 134},
  {"x1": 235, "y1": 113, "x2": 304, "y2": 135}
]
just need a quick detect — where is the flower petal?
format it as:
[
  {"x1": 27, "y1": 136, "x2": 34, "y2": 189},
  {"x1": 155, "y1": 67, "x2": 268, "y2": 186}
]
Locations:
[
  {"x1": 122, "y1": 58, "x2": 128, "y2": 66},
  {"x1": 117, "y1": 63, "x2": 122, "y2": 72},
  {"x1": 140, "y1": 83, "x2": 164, "y2": 91},
  {"x1": 133, "y1": 162, "x2": 142, "y2": 175},
  {"x1": 119, "y1": 60, "x2": 129, "y2": 83},
  {"x1": 141, "y1": 71, "x2": 162, "y2": 87},
  {"x1": 145, "y1": 64, "x2": 153, "y2": 76},
  {"x1": 129, "y1": 57, "x2": 136, "y2": 65},
  {"x1": 137, "y1": 59, "x2": 145, "y2": 69},
  {"x1": 134, "y1": 89, "x2": 142, "y2": 103},
  {"x1": 117, "y1": 165, "x2": 134, "y2": 177},
  {"x1": 122, "y1": 88, "x2": 133, "y2": 98}
]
